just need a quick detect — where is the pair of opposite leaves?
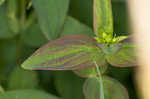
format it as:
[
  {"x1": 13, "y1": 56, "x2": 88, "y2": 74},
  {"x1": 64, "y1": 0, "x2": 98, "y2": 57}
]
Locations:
[{"x1": 22, "y1": 34, "x2": 137, "y2": 70}]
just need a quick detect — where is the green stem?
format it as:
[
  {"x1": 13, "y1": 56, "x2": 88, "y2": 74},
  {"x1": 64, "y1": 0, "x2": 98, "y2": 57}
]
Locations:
[
  {"x1": 16, "y1": 0, "x2": 26, "y2": 65},
  {"x1": 20, "y1": 0, "x2": 26, "y2": 25},
  {"x1": 94, "y1": 61, "x2": 104, "y2": 99}
]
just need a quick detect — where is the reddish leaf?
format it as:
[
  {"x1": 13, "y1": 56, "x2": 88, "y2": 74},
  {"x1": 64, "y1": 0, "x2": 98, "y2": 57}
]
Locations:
[
  {"x1": 22, "y1": 35, "x2": 106, "y2": 70},
  {"x1": 83, "y1": 76, "x2": 129, "y2": 99},
  {"x1": 105, "y1": 42, "x2": 137, "y2": 67}
]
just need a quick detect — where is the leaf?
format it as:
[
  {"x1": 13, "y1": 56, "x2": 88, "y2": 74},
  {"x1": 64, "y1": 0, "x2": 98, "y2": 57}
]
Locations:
[
  {"x1": 0, "y1": 85, "x2": 4, "y2": 93},
  {"x1": 0, "y1": 0, "x2": 5, "y2": 6},
  {"x1": 7, "y1": 0, "x2": 19, "y2": 34},
  {"x1": 22, "y1": 35, "x2": 106, "y2": 70},
  {"x1": 61, "y1": 16, "x2": 94, "y2": 37},
  {"x1": 93, "y1": 0, "x2": 113, "y2": 36},
  {"x1": 7, "y1": 67, "x2": 39, "y2": 90},
  {"x1": 22, "y1": 23, "x2": 48, "y2": 47},
  {"x1": 74, "y1": 65, "x2": 107, "y2": 78},
  {"x1": 0, "y1": 7, "x2": 17, "y2": 38},
  {"x1": 83, "y1": 76, "x2": 129, "y2": 99},
  {"x1": 53, "y1": 71, "x2": 85, "y2": 99},
  {"x1": 0, "y1": 90, "x2": 60, "y2": 99},
  {"x1": 20, "y1": 44, "x2": 37, "y2": 64},
  {"x1": 31, "y1": 0, "x2": 69, "y2": 40},
  {"x1": 105, "y1": 43, "x2": 137, "y2": 67}
]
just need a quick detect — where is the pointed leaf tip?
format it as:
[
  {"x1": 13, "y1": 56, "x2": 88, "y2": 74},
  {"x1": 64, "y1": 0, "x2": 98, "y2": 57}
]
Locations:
[
  {"x1": 21, "y1": 35, "x2": 106, "y2": 70},
  {"x1": 21, "y1": 59, "x2": 35, "y2": 70}
]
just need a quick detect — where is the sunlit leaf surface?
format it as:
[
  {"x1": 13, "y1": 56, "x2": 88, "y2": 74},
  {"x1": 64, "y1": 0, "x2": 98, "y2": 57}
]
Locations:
[
  {"x1": 0, "y1": 0, "x2": 5, "y2": 6},
  {"x1": 93, "y1": 0, "x2": 113, "y2": 35},
  {"x1": 0, "y1": 85, "x2": 4, "y2": 93},
  {"x1": 83, "y1": 76, "x2": 129, "y2": 99},
  {"x1": 22, "y1": 35, "x2": 106, "y2": 70}
]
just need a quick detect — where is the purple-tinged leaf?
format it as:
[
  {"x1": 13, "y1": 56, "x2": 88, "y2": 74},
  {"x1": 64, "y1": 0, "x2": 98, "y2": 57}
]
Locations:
[
  {"x1": 83, "y1": 76, "x2": 129, "y2": 99},
  {"x1": 120, "y1": 36, "x2": 133, "y2": 43},
  {"x1": 22, "y1": 35, "x2": 106, "y2": 70},
  {"x1": 74, "y1": 65, "x2": 107, "y2": 78},
  {"x1": 105, "y1": 42, "x2": 137, "y2": 67}
]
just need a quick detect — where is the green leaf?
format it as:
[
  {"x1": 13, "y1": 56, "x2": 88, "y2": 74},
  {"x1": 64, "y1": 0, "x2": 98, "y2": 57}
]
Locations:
[
  {"x1": 0, "y1": 90, "x2": 60, "y2": 99},
  {"x1": 7, "y1": 67, "x2": 39, "y2": 90},
  {"x1": 74, "y1": 65, "x2": 107, "y2": 78},
  {"x1": 61, "y1": 16, "x2": 94, "y2": 37},
  {"x1": 0, "y1": 85, "x2": 4, "y2": 93},
  {"x1": 53, "y1": 71, "x2": 85, "y2": 99},
  {"x1": 105, "y1": 43, "x2": 137, "y2": 67},
  {"x1": 83, "y1": 76, "x2": 129, "y2": 99},
  {"x1": 0, "y1": 0, "x2": 5, "y2": 6},
  {"x1": 0, "y1": 7, "x2": 17, "y2": 38},
  {"x1": 22, "y1": 23, "x2": 48, "y2": 47},
  {"x1": 31, "y1": 0, "x2": 69, "y2": 40},
  {"x1": 93, "y1": 0, "x2": 113, "y2": 36},
  {"x1": 7, "y1": 0, "x2": 19, "y2": 33},
  {"x1": 22, "y1": 35, "x2": 106, "y2": 70}
]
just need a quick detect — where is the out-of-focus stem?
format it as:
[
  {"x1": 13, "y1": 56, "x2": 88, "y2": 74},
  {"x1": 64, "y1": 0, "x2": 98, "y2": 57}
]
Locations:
[
  {"x1": 16, "y1": 0, "x2": 26, "y2": 65},
  {"x1": 127, "y1": 0, "x2": 150, "y2": 99},
  {"x1": 20, "y1": 0, "x2": 26, "y2": 25},
  {"x1": 94, "y1": 61, "x2": 104, "y2": 99}
]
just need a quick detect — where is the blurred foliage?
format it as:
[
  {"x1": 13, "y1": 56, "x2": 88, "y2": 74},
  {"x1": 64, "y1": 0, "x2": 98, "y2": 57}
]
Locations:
[
  {"x1": 0, "y1": 0, "x2": 137, "y2": 99},
  {"x1": 112, "y1": 1, "x2": 130, "y2": 36},
  {"x1": 61, "y1": 16, "x2": 94, "y2": 37},
  {"x1": 7, "y1": 67, "x2": 39, "y2": 90},
  {"x1": 22, "y1": 23, "x2": 48, "y2": 47},
  {"x1": 0, "y1": 85, "x2": 4, "y2": 93},
  {"x1": 53, "y1": 71, "x2": 85, "y2": 99},
  {"x1": 0, "y1": 90, "x2": 60, "y2": 99}
]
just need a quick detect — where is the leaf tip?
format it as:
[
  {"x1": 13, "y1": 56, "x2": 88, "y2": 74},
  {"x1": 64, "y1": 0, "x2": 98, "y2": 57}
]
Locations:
[{"x1": 21, "y1": 61, "x2": 33, "y2": 70}]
